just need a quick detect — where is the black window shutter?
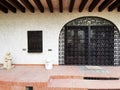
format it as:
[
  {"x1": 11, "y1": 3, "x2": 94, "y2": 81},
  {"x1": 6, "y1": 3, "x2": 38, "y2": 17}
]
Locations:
[{"x1": 27, "y1": 31, "x2": 43, "y2": 52}]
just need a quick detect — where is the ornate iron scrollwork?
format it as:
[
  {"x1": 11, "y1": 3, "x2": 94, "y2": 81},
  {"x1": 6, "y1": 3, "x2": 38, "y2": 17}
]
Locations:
[{"x1": 67, "y1": 17, "x2": 112, "y2": 26}]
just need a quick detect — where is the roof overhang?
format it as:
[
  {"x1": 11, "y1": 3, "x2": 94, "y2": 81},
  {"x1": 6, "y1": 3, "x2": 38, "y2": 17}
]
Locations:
[{"x1": 0, "y1": 0, "x2": 119, "y2": 13}]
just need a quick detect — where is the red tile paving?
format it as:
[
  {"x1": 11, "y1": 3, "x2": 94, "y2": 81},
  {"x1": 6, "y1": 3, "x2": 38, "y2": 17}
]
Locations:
[{"x1": 0, "y1": 65, "x2": 119, "y2": 90}]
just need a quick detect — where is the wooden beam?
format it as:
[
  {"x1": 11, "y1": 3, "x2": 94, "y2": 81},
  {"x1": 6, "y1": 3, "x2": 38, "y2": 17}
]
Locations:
[
  {"x1": 79, "y1": 0, "x2": 88, "y2": 12},
  {"x1": 108, "y1": 0, "x2": 120, "y2": 11},
  {"x1": 69, "y1": 0, "x2": 75, "y2": 12},
  {"x1": 46, "y1": 0, "x2": 53, "y2": 12},
  {"x1": 20, "y1": 0, "x2": 34, "y2": 13},
  {"x1": 89, "y1": 0, "x2": 100, "y2": 12},
  {"x1": 0, "y1": 0, "x2": 16, "y2": 13},
  {"x1": 33, "y1": 0, "x2": 44, "y2": 12},
  {"x1": 98, "y1": 0, "x2": 113, "y2": 12},
  {"x1": 0, "y1": 3, "x2": 8, "y2": 13},
  {"x1": 8, "y1": 0, "x2": 25, "y2": 12},
  {"x1": 117, "y1": 5, "x2": 120, "y2": 11},
  {"x1": 59, "y1": 0, "x2": 63, "y2": 12}
]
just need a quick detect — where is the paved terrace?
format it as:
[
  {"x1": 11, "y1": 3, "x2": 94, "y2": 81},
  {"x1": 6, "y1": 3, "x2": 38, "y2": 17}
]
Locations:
[{"x1": 0, "y1": 65, "x2": 120, "y2": 90}]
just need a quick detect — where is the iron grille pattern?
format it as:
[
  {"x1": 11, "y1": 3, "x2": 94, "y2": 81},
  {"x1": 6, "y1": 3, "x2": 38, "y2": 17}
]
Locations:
[
  {"x1": 89, "y1": 26, "x2": 114, "y2": 65},
  {"x1": 59, "y1": 27, "x2": 65, "y2": 65},
  {"x1": 114, "y1": 30, "x2": 120, "y2": 65},
  {"x1": 59, "y1": 17, "x2": 120, "y2": 65},
  {"x1": 65, "y1": 26, "x2": 87, "y2": 65}
]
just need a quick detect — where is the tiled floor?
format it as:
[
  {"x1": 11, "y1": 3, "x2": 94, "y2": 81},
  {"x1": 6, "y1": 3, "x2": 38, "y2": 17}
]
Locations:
[{"x1": 0, "y1": 65, "x2": 120, "y2": 90}]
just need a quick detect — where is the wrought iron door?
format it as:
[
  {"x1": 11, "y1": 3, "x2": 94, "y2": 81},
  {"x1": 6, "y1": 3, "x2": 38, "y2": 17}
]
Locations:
[
  {"x1": 65, "y1": 26, "x2": 88, "y2": 65},
  {"x1": 65, "y1": 26, "x2": 114, "y2": 65}
]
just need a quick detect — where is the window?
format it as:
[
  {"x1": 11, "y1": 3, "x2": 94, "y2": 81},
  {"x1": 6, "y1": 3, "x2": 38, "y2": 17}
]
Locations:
[
  {"x1": 27, "y1": 31, "x2": 43, "y2": 53},
  {"x1": 26, "y1": 86, "x2": 33, "y2": 90}
]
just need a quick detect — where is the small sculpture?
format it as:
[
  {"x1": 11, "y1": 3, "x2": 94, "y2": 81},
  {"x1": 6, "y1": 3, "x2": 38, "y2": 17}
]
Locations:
[{"x1": 1, "y1": 52, "x2": 14, "y2": 70}]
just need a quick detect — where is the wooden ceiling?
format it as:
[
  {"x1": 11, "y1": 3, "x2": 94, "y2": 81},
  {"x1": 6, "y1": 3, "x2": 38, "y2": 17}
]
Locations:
[{"x1": 0, "y1": 0, "x2": 119, "y2": 13}]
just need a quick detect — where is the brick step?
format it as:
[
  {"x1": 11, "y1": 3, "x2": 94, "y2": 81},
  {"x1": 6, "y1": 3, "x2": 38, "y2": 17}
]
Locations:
[{"x1": 48, "y1": 78, "x2": 120, "y2": 89}]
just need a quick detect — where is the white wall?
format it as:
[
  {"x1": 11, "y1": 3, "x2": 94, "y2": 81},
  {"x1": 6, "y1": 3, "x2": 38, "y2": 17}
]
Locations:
[{"x1": 0, "y1": 10, "x2": 120, "y2": 64}]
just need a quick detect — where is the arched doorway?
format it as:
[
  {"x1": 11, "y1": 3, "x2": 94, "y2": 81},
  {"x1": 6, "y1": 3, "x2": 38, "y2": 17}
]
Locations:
[{"x1": 59, "y1": 16, "x2": 120, "y2": 66}]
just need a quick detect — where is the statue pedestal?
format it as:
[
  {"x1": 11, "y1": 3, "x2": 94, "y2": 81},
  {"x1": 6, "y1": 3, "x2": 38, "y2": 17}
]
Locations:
[
  {"x1": 45, "y1": 60, "x2": 53, "y2": 70},
  {"x1": 45, "y1": 49, "x2": 53, "y2": 70}
]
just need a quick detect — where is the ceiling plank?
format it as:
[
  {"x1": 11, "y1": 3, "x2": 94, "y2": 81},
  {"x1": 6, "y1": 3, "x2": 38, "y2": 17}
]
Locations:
[
  {"x1": 69, "y1": 0, "x2": 75, "y2": 12},
  {"x1": 89, "y1": 0, "x2": 100, "y2": 12},
  {"x1": 79, "y1": 0, "x2": 88, "y2": 12},
  {"x1": 8, "y1": 0, "x2": 25, "y2": 13},
  {"x1": 20, "y1": 0, "x2": 34, "y2": 13},
  {"x1": 108, "y1": 0, "x2": 120, "y2": 11},
  {"x1": 59, "y1": 0, "x2": 63, "y2": 12},
  {"x1": 0, "y1": 0, "x2": 16, "y2": 13},
  {"x1": 46, "y1": 0, "x2": 53, "y2": 12},
  {"x1": 0, "y1": 3, "x2": 8, "y2": 13},
  {"x1": 98, "y1": 0, "x2": 113, "y2": 12},
  {"x1": 33, "y1": 0, "x2": 44, "y2": 12}
]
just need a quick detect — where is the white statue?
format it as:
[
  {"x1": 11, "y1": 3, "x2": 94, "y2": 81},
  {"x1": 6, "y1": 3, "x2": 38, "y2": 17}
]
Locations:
[{"x1": 1, "y1": 52, "x2": 14, "y2": 70}]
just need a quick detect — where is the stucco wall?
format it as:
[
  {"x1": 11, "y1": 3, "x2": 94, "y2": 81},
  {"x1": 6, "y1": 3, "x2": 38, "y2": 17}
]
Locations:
[{"x1": 0, "y1": 10, "x2": 120, "y2": 64}]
